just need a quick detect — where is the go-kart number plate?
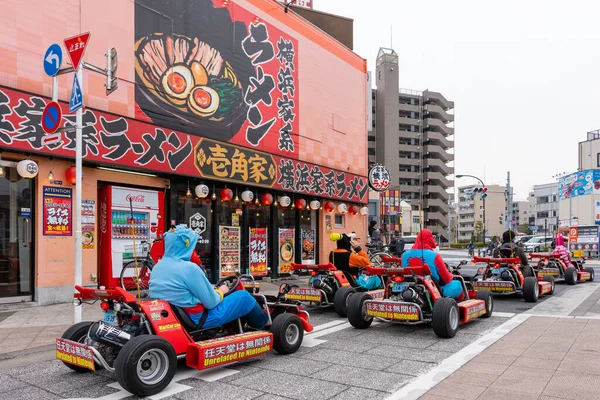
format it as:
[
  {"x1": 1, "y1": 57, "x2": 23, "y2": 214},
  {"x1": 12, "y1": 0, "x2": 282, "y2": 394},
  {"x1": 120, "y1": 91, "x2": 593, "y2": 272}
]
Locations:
[
  {"x1": 103, "y1": 311, "x2": 117, "y2": 325},
  {"x1": 55, "y1": 338, "x2": 95, "y2": 371},
  {"x1": 473, "y1": 281, "x2": 515, "y2": 292},
  {"x1": 286, "y1": 288, "x2": 322, "y2": 302},
  {"x1": 365, "y1": 301, "x2": 421, "y2": 321},
  {"x1": 392, "y1": 283, "x2": 407, "y2": 293}
]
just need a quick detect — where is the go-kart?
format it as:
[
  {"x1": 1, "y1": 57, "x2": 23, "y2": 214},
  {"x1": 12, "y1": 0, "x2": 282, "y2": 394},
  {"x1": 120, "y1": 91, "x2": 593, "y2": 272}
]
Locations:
[
  {"x1": 346, "y1": 263, "x2": 493, "y2": 338},
  {"x1": 283, "y1": 263, "x2": 385, "y2": 318},
  {"x1": 470, "y1": 256, "x2": 554, "y2": 302},
  {"x1": 529, "y1": 253, "x2": 594, "y2": 285},
  {"x1": 57, "y1": 275, "x2": 313, "y2": 397}
]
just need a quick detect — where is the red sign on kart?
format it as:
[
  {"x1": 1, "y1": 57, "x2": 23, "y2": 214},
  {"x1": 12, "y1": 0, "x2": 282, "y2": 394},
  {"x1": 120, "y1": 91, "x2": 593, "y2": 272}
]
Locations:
[
  {"x1": 286, "y1": 288, "x2": 322, "y2": 303},
  {"x1": 55, "y1": 338, "x2": 95, "y2": 371},
  {"x1": 537, "y1": 268, "x2": 560, "y2": 277},
  {"x1": 460, "y1": 299, "x2": 487, "y2": 323},
  {"x1": 365, "y1": 301, "x2": 421, "y2": 321},
  {"x1": 473, "y1": 281, "x2": 515, "y2": 293}
]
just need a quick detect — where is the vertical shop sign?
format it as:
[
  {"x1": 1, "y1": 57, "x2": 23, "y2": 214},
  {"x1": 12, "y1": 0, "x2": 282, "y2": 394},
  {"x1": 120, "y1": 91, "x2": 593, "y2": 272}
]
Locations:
[
  {"x1": 82, "y1": 200, "x2": 96, "y2": 249},
  {"x1": 595, "y1": 201, "x2": 600, "y2": 225},
  {"x1": 189, "y1": 212, "x2": 209, "y2": 244},
  {"x1": 278, "y1": 228, "x2": 295, "y2": 274},
  {"x1": 325, "y1": 215, "x2": 332, "y2": 233},
  {"x1": 219, "y1": 226, "x2": 240, "y2": 278},
  {"x1": 301, "y1": 229, "x2": 316, "y2": 264},
  {"x1": 43, "y1": 186, "x2": 73, "y2": 236},
  {"x1": 249, "y1": 228, "x2": 268, "y2": 276}
]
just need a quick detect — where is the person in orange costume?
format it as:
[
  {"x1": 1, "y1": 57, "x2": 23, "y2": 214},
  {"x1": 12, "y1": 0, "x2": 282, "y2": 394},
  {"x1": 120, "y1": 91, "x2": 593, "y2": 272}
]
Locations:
[{"x1": 328, "y1": 232, "x2": 370, "y2": 283}]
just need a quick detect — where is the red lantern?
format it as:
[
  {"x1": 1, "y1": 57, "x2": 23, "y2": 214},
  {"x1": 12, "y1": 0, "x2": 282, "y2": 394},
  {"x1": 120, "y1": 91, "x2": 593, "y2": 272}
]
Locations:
[
  {"x1": 262, "y1": 193, "x2": 273, "y2": 206},
  {"x1": 220, "y1": 188, "x2": 233, "y2": 201},
  {"x1": 65, "y1": 166, "x2": 76, "y2": 185},
  {"x1": 349, "y1": 206, "x2": 359, "y2": 215},
  {"x1": 295, "y1": 198, "x2": 307, "y2": 210},
  {"x1": 324, "y1": 201, "x2": 335, "y2": 212}
]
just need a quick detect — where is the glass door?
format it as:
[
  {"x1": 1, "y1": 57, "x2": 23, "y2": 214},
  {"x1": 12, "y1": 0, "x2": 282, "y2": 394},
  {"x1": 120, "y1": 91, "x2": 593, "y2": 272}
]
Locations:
[{"x1": 0, "y1": 167, "x2": 33, "y2": 300}]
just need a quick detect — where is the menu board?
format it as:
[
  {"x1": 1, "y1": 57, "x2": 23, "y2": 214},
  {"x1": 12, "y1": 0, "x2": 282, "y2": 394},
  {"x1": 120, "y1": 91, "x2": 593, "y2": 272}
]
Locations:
[
  {"x1": 219, "y1": 226, "x2": 241, "y2": 278},
  {"x1": 301, "y1": 229, "x2": 316, "y2": 264},
  {"x1": 43, "y1": 186, "x2": 72, "y2": 236},
  {"x1": 279, "y1": 228, "x2": 295, "y2": 274},
  {"x1": 249, "y1": 228, "x2": 268, "y2": 277}
]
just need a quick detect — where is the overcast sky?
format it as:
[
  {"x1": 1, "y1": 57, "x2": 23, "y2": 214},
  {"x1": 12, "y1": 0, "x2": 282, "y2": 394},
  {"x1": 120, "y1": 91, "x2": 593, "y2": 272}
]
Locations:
[{"x1": 316, "y1": 0, "x2": 600, "y2": 200}]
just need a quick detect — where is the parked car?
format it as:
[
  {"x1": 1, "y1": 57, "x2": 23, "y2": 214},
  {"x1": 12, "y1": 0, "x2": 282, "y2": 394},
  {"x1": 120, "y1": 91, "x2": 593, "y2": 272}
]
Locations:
[
  {"x1": 524, "y1": 236, "x2": 554, "y2": 252},
  {"x1": 403, "y1": 235, "x2": 417, "y2": 251},
  {"x1": 514, "y1": 235, "x2": 533, "y2": 245}
]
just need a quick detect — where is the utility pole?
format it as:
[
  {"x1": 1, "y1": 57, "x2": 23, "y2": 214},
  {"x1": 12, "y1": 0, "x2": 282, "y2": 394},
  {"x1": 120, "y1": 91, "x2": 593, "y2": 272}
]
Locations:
[
  {"x1": 447, "y1": 197, "x2": 451, "y2": 247},
  {"x1": 506, "y1": 171, "x2": 512, "y2": 230}
]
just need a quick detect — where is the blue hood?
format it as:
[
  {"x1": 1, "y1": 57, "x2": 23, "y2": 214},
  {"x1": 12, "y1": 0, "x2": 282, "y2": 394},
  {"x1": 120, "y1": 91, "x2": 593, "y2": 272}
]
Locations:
[{"x1": 163, "y1": 225, "x2": 198, "y2": 261}]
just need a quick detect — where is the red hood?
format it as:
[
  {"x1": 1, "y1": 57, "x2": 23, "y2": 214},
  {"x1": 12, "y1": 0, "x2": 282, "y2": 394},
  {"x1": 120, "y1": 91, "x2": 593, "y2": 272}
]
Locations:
[{"x1": 412, "y1": 229, "x2": 436, "y2": 250}]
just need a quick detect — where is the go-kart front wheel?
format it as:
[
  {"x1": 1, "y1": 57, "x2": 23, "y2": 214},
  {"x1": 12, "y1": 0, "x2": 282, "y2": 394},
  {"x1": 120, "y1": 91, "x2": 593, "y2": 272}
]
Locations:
[
  {"x1": 347, "y1": 293, "x2": 373, "y2": 329},
  {"x1": 271, "y1": 313, "x2": 304, "y2": 354},
  {"x1": 585, "y1": 267, "x2": 595, "y2": 282},
  {"x1": 61, "y1": 321, "x2": 96, "y2": 373},
  {"x1": 523, "y1": 276, "x2": 539, "y2": 302},
  {"x1": 475, "y1": 290, "x2": 493, "y2": 318},
  {"x1": 334, "y1": 286, "x2": 356, "y2": 318},
  {"x1": 114, "y1": 335, "x2": 177, "y2": 397},
  {"x1": 565, "y1": 267, "x2": 578, "y2": 285},
  {"x1": 432, "y1": 298, "x2": 459, "y2": 338}
]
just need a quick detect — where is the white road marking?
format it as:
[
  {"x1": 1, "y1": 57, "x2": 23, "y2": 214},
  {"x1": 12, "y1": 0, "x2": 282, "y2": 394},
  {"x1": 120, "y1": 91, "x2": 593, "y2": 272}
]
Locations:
[
  {"x1": 524, "y1": 282, "x2": 600, "y2": 316},
  {"x1": 310, "y1": 319, "x2": 347, "y2": 332},
  {"x1": 492, "y1": 312, "x2": 516, "y2": 318}
]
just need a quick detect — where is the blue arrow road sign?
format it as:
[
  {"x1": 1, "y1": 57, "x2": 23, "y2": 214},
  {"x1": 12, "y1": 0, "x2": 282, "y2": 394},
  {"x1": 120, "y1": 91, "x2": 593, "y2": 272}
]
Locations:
[
  {"x1": 69, "y1": 74, "x2": 83, "y2": 113},
  {"x1": 43, "y1": 44, "x2": 62, "y2": 77}
]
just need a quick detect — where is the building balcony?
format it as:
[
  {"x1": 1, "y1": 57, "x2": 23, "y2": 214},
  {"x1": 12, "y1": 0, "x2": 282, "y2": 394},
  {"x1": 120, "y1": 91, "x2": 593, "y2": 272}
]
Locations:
[
  {"x1": 424, "y1": 197, "x2": 448, "y2": 211},
  {"x1": 423, "y1": 158, "x2": 453, "y2": 175},
  {"x1": 424, "y1": 104, "x2": 454, "y2": 123},
  {"x1": 424, "y1": 171, "x2": 453, "y2": 189},
  {"x1": 425, "y1": 185, "x2": 449, "y2": 201},
  {"x1": 398, "y1": 171, "x2": 420, "y2": 180},
  {"x1": 423, "y1": 90, "x2": 454, "y2": 110},
  {"x1": 398, "y1": 157, "x2": 420, "y2": 166},
  {"x1": 399, "y1": 117, "x2": 419, "y2": 127},
  {"x1": 424, "y1": 145, "x2": 454, "y2": 162},
  {"x1": 426, "y1": 211, "x2": 447, "y2": 225},
  {"x1": 424, "y1": 118, "x2": 454, "y2": 136},
  {"x1": 425, "y1": 130, "x2": 454, "y2": 150},
  {"x1": 400, "y1": 144, "x2": 420, "y2": 153},
  {"x1": 399, "y1": 103, "x2": 421, "y2": 113}
]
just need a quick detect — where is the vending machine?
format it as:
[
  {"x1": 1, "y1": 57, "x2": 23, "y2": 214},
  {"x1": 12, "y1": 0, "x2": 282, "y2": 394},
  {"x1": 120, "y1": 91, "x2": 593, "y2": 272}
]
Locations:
[{"x1": 98, "y1": 186, "x2": 165, "y2": 288}]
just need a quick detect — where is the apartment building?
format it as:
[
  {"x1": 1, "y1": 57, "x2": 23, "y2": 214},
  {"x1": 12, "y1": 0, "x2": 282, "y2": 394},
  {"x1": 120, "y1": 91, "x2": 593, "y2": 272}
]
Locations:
[
  {"x1": 456, "y1": 184, "x2": 509, "y2": 241},
  {"x1": 370, "y1": 48, "x2": 454, "y2": 240},
  {"x1": 513, "y1": 200, "x2": 535, "y2": 228},
  {"x1": 531, "y1": 183, "x2": 559, "y2": 234}
]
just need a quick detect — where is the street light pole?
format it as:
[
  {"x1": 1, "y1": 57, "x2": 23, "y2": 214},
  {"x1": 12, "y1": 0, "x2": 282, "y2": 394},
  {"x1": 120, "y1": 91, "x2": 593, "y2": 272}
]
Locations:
[{"x1": 456, "y1": 174, "x2": 486, "y2": 243}]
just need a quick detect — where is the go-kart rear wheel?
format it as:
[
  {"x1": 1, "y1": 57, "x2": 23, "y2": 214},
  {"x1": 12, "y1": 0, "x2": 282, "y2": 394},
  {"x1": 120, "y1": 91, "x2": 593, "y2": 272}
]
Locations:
[
  {"x1": 114, "y1": 335, "x2": 177, "y2": 397},
  {"x1": 432, "y1": 298, "x2": 459, "y2": 338},
  {"x1": 61, "y1": 321, "x2": 96, "y2": 373},
  {"x1": 543, "y1": 276, "x2": 556, "y2": 295},
  {"x1": 475, "y1": 290, "x2": 493, "y2": 318},
  {"x1": 347, "y1": 293, "x2": 373, "y2": 329},
  {"x1": 565, "y1": 267, "x2": 578, "y2": 285},
  {"x1": 585, "y1": 267, "x2": 595, "y2": 282},
  {"x1": 523, "y1": 276, "x2": 539, "y2": 302},
  {"x1": 271, "y1": 313, "x2": 304, "y2": 355},
  {"x1": 334, "y1": 286, "x2": 356, "y2": 318}
]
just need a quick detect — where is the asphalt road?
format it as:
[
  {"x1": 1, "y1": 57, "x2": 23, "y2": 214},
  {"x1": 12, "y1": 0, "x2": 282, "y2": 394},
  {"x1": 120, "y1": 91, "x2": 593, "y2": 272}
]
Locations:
[{"x1": 0, "y1": 252, "x2": 598, "y2": 400}]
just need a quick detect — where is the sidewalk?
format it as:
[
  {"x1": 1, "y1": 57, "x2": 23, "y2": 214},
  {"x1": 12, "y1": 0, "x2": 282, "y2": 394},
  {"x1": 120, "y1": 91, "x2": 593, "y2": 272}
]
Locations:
[
  {"x1": 0, "y1": 280, "x2": 288, "y2": 357},
  {"x1": 421, "y1": 316, "x2": 600, "y2": 400}
]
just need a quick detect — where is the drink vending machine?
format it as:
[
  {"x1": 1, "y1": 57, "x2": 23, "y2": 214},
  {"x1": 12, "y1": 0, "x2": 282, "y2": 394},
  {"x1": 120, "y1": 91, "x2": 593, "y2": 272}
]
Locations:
[{"x1": 98, "y1": 186, "x2": 165, "y2": 288}]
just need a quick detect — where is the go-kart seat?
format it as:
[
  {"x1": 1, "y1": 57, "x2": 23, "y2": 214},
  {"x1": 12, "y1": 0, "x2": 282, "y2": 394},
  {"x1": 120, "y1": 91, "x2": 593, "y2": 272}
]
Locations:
[{"x1": 169, "y1": 303, "x2": 205, "y2": 332}]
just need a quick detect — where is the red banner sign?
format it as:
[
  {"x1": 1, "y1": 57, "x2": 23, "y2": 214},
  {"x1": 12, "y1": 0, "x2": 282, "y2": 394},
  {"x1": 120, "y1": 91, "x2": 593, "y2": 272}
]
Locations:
[
  {"x1": 286, "y1": 287, "x2": 322, "y2": 303},
  {"x1": 472, "y1": 281, "x2": 515, "y2": 293},
  {"x1": 249, "y1": 228, "x2": 268, "y2": 277},
  {"x1": 43, "y1": 186, "x2": 72, "y2": 236},
  {"x1": 365, "y1": 301, "x2": 421, "y2": 321},
  {"x1": 0, "y1": 87, "x2": 367, "y2": 202},
  {"x1": 55, "y1": 338, "x2": 95, "y2": 371},
  {"x1": 191, "y1": 331, "x2": 273, "y2": 370}
]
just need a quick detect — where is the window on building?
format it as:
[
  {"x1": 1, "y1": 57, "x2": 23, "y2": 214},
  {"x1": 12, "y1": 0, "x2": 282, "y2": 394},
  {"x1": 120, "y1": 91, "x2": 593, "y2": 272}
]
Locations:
[
  {"x1": 368, "y1": 148, "x2": 375, "y2": 155},
  {"x1": 538, "y1": 196, "x2": 549, "y2": 204},
  {"x1": 334, "y1": 214, "x2": 345, "y2": 228},
  {"x1": 410, "y1": 98, "x2": 415, "y2": 105},
  {"x1": 368, "y1": 136, "x2": 375, "y2": 142},
  {"x1": 378, "y1": 71, "x2": 381, "y2": 80}
]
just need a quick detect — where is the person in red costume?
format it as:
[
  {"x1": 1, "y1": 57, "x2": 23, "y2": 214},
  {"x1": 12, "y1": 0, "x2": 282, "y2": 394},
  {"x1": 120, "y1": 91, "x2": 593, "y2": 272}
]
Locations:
[{"x1": 401, "y1": 229, "x2": 464, "y2": 300}]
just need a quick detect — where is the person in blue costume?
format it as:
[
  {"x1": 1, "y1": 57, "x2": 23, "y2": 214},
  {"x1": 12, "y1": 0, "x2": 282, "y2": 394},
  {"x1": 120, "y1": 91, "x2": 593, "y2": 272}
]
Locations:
[
  {"x1": 149, "y1": 225, "x2": 268, "y2": 329},
  {"x1": 401, "y1": 229, "x2": 464, "y2": 300}
]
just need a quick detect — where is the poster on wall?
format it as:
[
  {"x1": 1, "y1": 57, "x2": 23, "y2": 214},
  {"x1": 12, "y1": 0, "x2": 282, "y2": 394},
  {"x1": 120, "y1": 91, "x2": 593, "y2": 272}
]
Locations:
[
  {"x1": 249, "y1": 228, "x2": 268, "y2": 276},
  {"x1": 278, "y1": 228, "x2": 295, "y2": 274},
  {"x1": 301, "y1": 229, "x2": 315, "y2": 264},
  {"x1": 596, "y1": 201, "x2": 600, "y2": 225},
  {"x1": 232, "y1": 213, "x2": 240, "y2": 227},
  {"x1": 325, "y1": 215, "x2": 332, "y2": 233},
  {"x1": 82, "y1": 200, "x2": 96, "y2": 249},
  {"x1": 219, "y1": 226, "x2": 240, "y2": 277},
  {"x1": 558, "y1": 170, "x2": 600, "y2": 200},
  {"x1": 43, "y1": 186, "x2": 72, "y2": 236}
]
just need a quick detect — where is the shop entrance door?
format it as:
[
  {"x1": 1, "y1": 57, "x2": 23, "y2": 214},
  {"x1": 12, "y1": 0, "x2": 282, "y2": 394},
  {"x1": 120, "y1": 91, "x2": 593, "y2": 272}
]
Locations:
[{"x1": 0, "y1": 165, "x2": 33, "y2": 302}]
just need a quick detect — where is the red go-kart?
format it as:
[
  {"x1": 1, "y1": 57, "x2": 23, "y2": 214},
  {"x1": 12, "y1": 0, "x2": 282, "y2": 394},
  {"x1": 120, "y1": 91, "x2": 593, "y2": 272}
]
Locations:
[
  {"x1": 57, "y1": 275, "x2": 313, "y2": 397},
  {"x1": 471, "y1": 256, "x2": 554, "y2": 302},
  {"x1": 346, "y1": 263, "x2": 493, "y2": 338},
  {"x1": 282, "y1": 263, "x2": 385, "y2": 318},
  {"x1": 529, "y1": 253, "x2": 594, "y2": 285}
]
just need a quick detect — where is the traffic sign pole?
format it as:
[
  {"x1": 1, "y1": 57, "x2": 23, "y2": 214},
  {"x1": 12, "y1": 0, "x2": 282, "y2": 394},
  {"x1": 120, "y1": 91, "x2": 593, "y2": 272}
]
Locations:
[{"x1": 74, "y1": 62, "x2": 83, "y2": 323}]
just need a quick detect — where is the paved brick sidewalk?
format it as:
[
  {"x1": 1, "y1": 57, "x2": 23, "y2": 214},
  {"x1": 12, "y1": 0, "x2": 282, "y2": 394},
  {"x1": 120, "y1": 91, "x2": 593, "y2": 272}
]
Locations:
[{"x1": 420, "y1": 316, "x2": 600, "y2": 400}]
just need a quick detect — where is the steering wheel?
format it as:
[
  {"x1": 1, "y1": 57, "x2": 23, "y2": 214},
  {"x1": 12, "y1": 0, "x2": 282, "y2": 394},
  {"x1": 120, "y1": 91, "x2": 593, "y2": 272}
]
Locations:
[{"x1": 215, "y1": 275, "x2": 241, "y2": 298}]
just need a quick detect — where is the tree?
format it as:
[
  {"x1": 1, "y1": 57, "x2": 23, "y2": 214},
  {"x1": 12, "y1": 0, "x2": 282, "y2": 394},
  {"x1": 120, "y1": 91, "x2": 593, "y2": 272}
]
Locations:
[
  {"x1": 474, "y1": 221, "x2": 484, "y2": 242},
  {"x1": 518, "y1": 224, "x2": 532, "y2": 235}
]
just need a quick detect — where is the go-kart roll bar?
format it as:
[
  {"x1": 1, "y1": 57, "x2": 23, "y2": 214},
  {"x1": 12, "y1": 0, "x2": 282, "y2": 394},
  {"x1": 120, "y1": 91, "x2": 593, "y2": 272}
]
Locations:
[
  {"x1": 290, "y1": 263, "x2": 337, "y2": 271},
  {"x1": 529, "y1": 253, "x2": 557, "y2": 260},
  {"x1": 472, "y1": 256, "x2": 520, "y2": 264},
  {"x1": 381, "y1": 256, "x2": 402, "y2": 263},
  {"x1": 364, "y1": 265, "x2": 432, "y2": 276}
]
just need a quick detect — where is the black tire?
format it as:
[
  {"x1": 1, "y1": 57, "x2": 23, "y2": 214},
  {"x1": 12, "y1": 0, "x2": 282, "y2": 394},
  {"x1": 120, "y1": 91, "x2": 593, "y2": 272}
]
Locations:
[
  {"x1": 523, "y1": 276, "x2": 539, "y2": 302},
  {"x1": 119, "y1": 261, "x2": 153, "y2": 295},
  {"x1": 565, "y1": 267, "x2": 578, "y2": 285},
  {"x1": 114, "y1": 335, "x2": 177, "y2": 397},
  {"x1": 475, "y1": 290, "x2": 493, "y2": 318},
  {"x1": 271, "y1": 313, "x2": 304, "y2": 355},
  {"x1": 61, "y1": 321, "x2": 95, "y2": 373},
  {"x1": 543, "y1": 276, "x2": 555, "y2": 295},
  {"x1": 333, "y1": 286, "x2": 356, "y2": 318},
  {"x1": 585, "y1": 267, "x2": 595, "y2": 282},
  {"x1": 432, "y1": 298, "x2": 459, "y2": 338},
  {"x1": 347, "y1": 292, "x2": 373, "y2": 329}
]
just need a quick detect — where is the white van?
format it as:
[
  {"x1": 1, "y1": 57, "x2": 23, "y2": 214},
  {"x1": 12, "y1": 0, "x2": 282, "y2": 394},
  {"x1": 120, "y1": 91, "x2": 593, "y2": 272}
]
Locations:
[{"x1": 403, "y1": 235, "x2": 418, "y2": 250}]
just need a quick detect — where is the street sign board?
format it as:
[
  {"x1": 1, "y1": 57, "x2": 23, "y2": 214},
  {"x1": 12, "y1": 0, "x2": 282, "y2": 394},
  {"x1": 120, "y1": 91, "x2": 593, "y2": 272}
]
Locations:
[
  {"x1": 529, "y1": 225, "x2": 538, "y2": 231},
  {"x1": 63, "y1": 32, "x2": 91, "y2": 70},
  {"x1": 41, "y1": 101, "x2": 62, "y2": 134},
  {"x1": 43, "y1": 44, "x2": 63, "y2": 77},
  {"x1": 69, "y1": 74, "x2": 83, "y2": 113}
]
